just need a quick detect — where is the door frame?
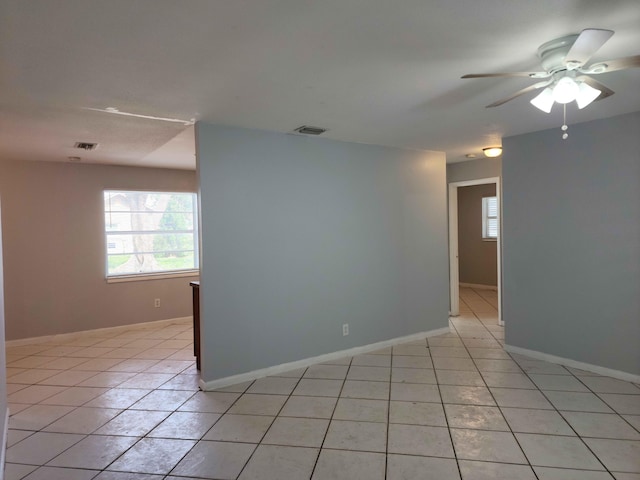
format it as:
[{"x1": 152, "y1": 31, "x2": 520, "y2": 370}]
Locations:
[{"x1": 448, "y1": 177, "x2": 503, "y2": 325}]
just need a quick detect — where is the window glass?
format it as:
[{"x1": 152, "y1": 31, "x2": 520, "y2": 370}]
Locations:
[
  {"x1": 104, "y1": 191, "x2": 198, "y2": 276},
  {"x1": 482, "y1": 196, "x2": 498, "y2": 239}
]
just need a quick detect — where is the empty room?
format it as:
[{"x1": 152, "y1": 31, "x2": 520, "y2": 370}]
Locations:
[{"x1": 0, "y1": 1, "x2": 639, "y2": 479}]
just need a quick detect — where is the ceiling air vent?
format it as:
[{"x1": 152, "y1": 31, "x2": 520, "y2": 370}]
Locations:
[
  {"x1": 294, "y1": 125, "x2": 327, "y2": 135},
  {"x1": 74, "y1": 142, "x2": 98, "y2": 151}
]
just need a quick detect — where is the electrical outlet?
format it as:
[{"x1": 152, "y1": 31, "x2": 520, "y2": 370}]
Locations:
[
  {"x1": 154, "y1": 298, "x2": 161, "y2": 308},
  {"x1": 342, "y1": 324, "x2": 349, "y2": 336}
]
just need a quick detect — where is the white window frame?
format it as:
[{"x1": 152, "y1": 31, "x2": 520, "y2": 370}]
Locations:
[
  {"x1": 104, "y1": 190, "x2": 199, "y2": 282},
  {"x1": 482, "y1": 196, "x2": 498, "y2": 241}
]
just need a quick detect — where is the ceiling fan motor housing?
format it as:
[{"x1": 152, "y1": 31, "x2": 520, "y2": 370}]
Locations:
[{"x1": 537, "y1": 34, "x2": 580, "y2": 73}]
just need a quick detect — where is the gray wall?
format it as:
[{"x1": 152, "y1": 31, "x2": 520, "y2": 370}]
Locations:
[
  {"x1": 447, "y1": 157, "x2": 502, "y2": 183},
  {"x1": 0, "y1": 160, "x2": 198, "y2": 340},
  {"x1": 0, "y1": 198, "x2": 8, "y2": 451},
  {"x1": 458, "y1": 184, "x2": 497, "y2": 286},
  {"x1": 503, "y1": 111, "x2": 640, "y2": 376},
  {"x1": 196, "y1": 124, "x2": 448, "y2": 382}
]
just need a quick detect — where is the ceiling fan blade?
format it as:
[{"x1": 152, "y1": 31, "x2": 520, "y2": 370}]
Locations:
[
  {"x1": 576, "y1": 76, "x2": 615, "y2": 100},
  {"x1": 462, "y1": 72, "x2": 549, "y2": 79},
  {"x1": 486, "y1": 80, "x2": 552, "y2": 108},
  {"x1": 586, "y1": 55, "x2": 640, "y2": 73},
  {"x1": 565, "y1": 28, "x2": 614, "y2": 67}
]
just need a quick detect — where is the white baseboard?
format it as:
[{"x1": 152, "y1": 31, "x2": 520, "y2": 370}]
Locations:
[
  {"x1": 5, "y1": 316, "x2": 192, "y2": 347},
  {"x1": 0, "y1": 407, "x2": 9, "y2": 480},
  {"x1": 199, "y1": 326, "x2": 450, "y2": 391},
  {"x1": 505, "y1": 344, "x2": 640, "y2": 384},
  {"x1": 459, "y1": 283, "x2": 498, "y2": 291}
]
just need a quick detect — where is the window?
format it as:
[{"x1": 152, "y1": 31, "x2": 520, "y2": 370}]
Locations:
[
  {"x1": 104, "y1": 190, "x2": 199, "y2": 278},
  {"x1": 482, "y1": 196, "x2": 498, "y2": 240}
]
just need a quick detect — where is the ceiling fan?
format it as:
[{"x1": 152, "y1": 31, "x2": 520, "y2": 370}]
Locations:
[{"x1": 462, "y1": 28, "x2": 640, "y2": 113}]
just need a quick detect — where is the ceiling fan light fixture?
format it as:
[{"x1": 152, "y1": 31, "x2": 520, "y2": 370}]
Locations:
[
  {"x1": 576, "y1": 81, "x2": 602, "y2": 109},
  {"x1": 552, "y1": 76, "x2": 580, "y2": 104},
  {"x1": 530, "y1": 87, "x2": 555, "y2": 113},
  {"x1": 483, "y1": 147, "x2": 502, "y2": 158}
]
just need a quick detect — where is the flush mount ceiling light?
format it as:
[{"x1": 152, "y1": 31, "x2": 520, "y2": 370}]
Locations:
[{"x1": 483, "y1": 147, "x2": 502, "y2": 158}]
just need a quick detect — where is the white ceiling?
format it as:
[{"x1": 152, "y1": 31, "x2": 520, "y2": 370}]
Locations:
[{"x1": 1, "y1": 0, "x2": 639, "y2": 170}]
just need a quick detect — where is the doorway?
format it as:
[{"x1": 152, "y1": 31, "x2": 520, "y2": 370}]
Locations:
[{"x1": 448, "y1": 177, "x2": 503, "y2": 325}]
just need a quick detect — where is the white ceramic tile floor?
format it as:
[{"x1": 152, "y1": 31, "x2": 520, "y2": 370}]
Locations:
[{"x1": 4, "y1": 287, "x2": 640, "y2": 479}]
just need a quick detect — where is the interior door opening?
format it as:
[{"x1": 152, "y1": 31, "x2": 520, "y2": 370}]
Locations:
[{"x1": 448, "y1": 177, "x2": 503, "y2": 326}]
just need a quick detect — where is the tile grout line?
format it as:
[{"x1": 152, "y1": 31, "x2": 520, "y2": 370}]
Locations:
[
  {"x1": 385, "y1": 346, "x2": 393, "y2": 480},
  {"x1": 518, "y1": 360, "x2": 623, "y2": 476},
  {"x1": 457, "y1": 293, "x2": 547, "y2": 478},
  {"x1": 463, "y1": 292, "x2": 632, "y2": 475},
  {"x1": 307, "y1": 354, "x2": 353, "y2": 480},
  {"x1": 58, "y1": 355, "x2": 196, "y2": 475},
  {"x1": 429, "y1": 331, "x2": 465, "y2": 480},
  {"x1": 5, "y1": 306, "x2": 639, "y2": 478},
  {"x1": 485, "y1": 291, "x2": 629, "y2": 476},
  {"x1": 7, "y1": 322, "x2": 198, "y2": 477}
]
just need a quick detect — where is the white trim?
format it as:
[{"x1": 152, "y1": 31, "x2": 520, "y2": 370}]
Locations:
[
  {"x1": 0, "y1": 407, "x2": 9, "y2": 480},
  {"x1": 460, "y1": 283, "x2": 498, "y2": 291},
  {"x1": 5, "y1": 316, "x2": 192, "y2": 347},
  {"x1": 106, "y1": 270, "x2": 199, "y2": 283},
  {"x1": 199, "y1": 326, "x2": 450, "y2": 391},
  {"x1": 448, "y1": 183, "x2": 460, "y2": 317},
  {"x1": 505, "y1": 344, "x2": 640, "y2": 384},
  {"x1": 448, "y1": 177, "x2": 502, "y2": 325}
]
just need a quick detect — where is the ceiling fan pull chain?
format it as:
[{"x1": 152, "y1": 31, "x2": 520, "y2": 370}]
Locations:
[{"x1": 562, "y1": 104, "x2": 569, "y2": 140}]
